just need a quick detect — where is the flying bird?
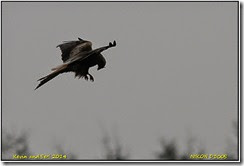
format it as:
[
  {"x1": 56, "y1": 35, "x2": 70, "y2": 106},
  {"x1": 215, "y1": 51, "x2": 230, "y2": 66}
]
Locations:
[{"x1": 35, "y1": 38, "x2": 116, "y2": 90}]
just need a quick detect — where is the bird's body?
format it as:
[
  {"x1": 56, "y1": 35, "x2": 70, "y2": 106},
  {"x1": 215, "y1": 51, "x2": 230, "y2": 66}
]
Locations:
[{"x1": 35, "y1": 38, "x2": 116, "y2": 90}]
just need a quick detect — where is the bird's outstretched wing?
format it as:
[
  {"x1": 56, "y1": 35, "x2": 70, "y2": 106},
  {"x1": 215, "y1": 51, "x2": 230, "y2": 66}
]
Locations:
[
  {"x1": 57, "y1": 41, "x2": 78, "y2": 53},
  {"x1": 56, "y1": 38, "x2": 92, "y2": 62},
  {"x1": 57, "y1": 41, "x2": 80, "y2": 62},
  {"x1": 65, "y1": 40, "x2": 116, "y2": 65},
  {"x1": 68, "y1": 41, "x2": 93, "y2": 60},
  {"x1": 51, "y1": 41, "x2": 116, "y2": 71}
]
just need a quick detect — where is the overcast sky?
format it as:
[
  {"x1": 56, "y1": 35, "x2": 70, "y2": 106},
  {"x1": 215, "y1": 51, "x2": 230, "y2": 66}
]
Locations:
[{"x1": 2, "y1": 2, "x2": 238, "y2": 160}]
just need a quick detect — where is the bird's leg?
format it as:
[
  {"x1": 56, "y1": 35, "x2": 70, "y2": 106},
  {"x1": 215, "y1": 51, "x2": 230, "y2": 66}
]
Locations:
[
  {"x1": 78, "y1": 74, "x2": 82, "y2": 79},
  {"x1": 84, "y1": 75, "x2": 89, "y2": 81},
  {"x1": 88, "y1": 74, "x2": 94, "y2": 82},
  {"x1": 75, "y1": 73, "x2": 81, "y2": 79}
]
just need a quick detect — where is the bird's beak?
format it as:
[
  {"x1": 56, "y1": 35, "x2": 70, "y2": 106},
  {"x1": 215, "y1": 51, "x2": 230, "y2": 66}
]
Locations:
[{"x1": 97, "y1": 66, "x2": 105, "y2": 70}]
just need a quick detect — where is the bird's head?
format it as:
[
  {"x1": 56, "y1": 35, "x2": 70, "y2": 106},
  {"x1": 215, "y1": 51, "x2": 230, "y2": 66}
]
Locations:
[
  {"x1": 97, "y1": 55, "x2": 106, "y2": 71},
  {"x1": 97, "y1": 65, "x2": 105, "y2": 71}
]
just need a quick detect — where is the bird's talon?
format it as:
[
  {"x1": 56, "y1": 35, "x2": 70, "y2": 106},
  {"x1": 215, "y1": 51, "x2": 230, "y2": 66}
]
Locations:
[
  {"x1": 84, "y1": 75, "x2": 89, "y2": 80},
  {"x1": 88, "y1": 74, "x2": 94, "y2": 82}
]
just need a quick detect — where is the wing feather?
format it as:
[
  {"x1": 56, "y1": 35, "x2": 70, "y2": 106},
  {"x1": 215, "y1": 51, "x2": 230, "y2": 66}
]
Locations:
[
  {"x1": 64, "y1": 40, "x2": 116, "y2": 66},
  {"x1": 57, "y1": 40, "x2": 87, "y2": 62},
  {"x1": 57, "y1": 41, "x2": 79, "y2": 53}
]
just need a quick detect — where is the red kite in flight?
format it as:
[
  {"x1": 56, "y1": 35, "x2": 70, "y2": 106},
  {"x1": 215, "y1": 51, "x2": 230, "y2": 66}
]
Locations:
[{"x1": 35, "y1": 38, "x2": 116, "y2": 90}]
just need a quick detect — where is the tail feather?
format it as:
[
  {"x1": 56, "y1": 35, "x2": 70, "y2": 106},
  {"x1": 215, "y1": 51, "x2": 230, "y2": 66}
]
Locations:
[
  {"x1": 35, "y1": 64, "x2": 68, "y2": 90},
  {"x1": 35, "y1": 72, "x2": 59, "y2": 90},
  {"x1": 37, "y1": 75, "x2": 47, "y2": 81}
]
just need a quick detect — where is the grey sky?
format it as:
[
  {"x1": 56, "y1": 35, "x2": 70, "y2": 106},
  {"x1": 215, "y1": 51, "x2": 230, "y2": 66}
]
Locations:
[{"x1": 2, "y1": 2, "x2": 238, "y2": 159}]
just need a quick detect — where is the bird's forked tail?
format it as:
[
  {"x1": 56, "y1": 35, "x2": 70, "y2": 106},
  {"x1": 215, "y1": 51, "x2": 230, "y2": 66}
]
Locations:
[{"x1": 35, "y1": 64, "x2": 68, "y2": 90}]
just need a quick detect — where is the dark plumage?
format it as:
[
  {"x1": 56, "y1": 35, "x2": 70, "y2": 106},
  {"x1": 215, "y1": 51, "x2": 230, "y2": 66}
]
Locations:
[{"x1": 35, "y1": 38, "x2": 116, "y2": 90}]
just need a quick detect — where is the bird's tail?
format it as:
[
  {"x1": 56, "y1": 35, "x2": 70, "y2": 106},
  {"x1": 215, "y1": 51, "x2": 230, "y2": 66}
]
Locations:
[{"x1": 35, "y1": 64, "x2": 68, "y2": 90}]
